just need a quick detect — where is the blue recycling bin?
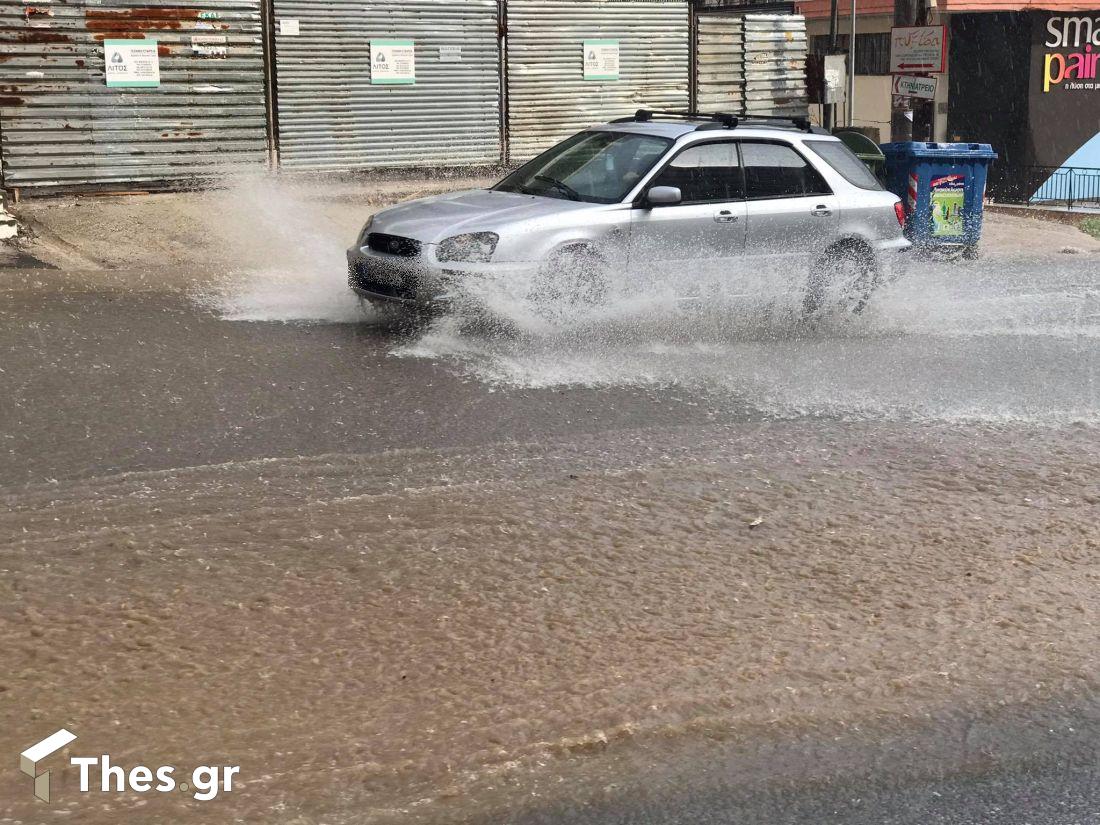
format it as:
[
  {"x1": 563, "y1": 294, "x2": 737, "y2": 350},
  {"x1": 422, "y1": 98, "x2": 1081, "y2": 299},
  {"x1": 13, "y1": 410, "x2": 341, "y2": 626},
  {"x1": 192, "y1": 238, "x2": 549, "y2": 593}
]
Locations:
[{"x1": 880, "y1": 142, "x2": 997, "y2": 254}]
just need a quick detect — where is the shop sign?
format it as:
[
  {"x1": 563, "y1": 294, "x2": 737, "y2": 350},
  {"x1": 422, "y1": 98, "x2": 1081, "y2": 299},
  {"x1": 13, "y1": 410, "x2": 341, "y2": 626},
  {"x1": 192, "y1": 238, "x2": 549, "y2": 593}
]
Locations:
[
  {"x1": 104, "y1": 39, "x2": 160, "y2": 88},
  {"x1": 1041, "y1": 16, "x2": 1100, "y2": 92},
  {"x1": 1028, "y1": 14, "x2": 1100, "y2": 172},
  {"x1": 889, "y1": 25, "x2": 946, "y2": 73},
  {"x1": 371, "y1": 39, "x2": 416, "y2": 84},
  {"x1": 892, "y1": 73, "x2": 937, "y2": 99},
  {"x1": 583, "y1": 39, "x2": 620, "y2": 81}
]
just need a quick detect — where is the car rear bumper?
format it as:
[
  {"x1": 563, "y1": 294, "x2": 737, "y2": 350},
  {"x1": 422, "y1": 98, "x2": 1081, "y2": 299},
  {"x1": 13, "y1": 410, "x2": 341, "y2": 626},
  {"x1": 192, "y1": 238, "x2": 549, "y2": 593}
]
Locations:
[{"x1": 874, "y1": 236, "x2": 912, "y2": 283}]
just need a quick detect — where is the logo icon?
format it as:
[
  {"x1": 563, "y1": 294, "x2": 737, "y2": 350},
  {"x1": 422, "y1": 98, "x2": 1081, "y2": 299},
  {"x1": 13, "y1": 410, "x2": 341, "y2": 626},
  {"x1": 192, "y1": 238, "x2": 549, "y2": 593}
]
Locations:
[
  {"x1": 375, "y1": 50, "x2": 386, "y2": 63},
  {"x1": 20, "y1": 729, "x2": 77, "y2": 802},
  {"x1": 111, "y1": 51, "x2": 124, "y2": 63}
]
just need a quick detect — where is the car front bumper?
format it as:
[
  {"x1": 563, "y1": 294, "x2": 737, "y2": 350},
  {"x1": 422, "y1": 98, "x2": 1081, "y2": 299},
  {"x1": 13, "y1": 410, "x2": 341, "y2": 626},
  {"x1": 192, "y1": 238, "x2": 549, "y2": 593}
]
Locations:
[{"x1": 346, "y1": 246, "x2": 536, "y2": 309}]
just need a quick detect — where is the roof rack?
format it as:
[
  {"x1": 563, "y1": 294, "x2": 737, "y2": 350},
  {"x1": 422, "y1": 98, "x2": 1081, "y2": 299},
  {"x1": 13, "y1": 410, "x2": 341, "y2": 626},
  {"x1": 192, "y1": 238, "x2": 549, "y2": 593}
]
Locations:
[{"x1": 610, "y1": 109, "x2": 824, "y2": 134}]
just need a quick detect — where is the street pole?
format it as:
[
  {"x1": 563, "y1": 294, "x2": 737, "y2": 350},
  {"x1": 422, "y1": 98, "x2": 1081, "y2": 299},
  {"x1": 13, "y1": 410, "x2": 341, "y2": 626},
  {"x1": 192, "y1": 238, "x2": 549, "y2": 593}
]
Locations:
[
  {"x1": 848, "y1": 0, "x2": 856, "y2": 126},
  {"x1": 826, "y1": 0, "x2": 839, "y2": 129},
  {"x1": 890, "y1": 0, "x2": 916, "y2": 141},
  {"x1": 913, "y1": 2, "x2": 935, "y2": 140}
]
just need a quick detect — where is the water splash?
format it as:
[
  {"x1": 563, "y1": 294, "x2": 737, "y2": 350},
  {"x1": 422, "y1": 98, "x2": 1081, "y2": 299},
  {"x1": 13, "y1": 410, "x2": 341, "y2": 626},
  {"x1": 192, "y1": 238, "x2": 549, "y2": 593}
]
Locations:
[
  {"x1": 192, "y1": 173, "x2": 368, "y2": 323},
  {"x1": 396, "y1": 257, "x2": 1100, "y2": 424},
  {"x1": 190, "y1": 176, "x2": 1100, "y2": 423}
]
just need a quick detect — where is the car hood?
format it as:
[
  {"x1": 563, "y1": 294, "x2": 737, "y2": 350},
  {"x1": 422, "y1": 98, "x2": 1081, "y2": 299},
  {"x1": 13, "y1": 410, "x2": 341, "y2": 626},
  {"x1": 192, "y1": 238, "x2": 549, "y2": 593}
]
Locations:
[{"x1": 370, "y1": 189, "x2": 594, "y2": 244}]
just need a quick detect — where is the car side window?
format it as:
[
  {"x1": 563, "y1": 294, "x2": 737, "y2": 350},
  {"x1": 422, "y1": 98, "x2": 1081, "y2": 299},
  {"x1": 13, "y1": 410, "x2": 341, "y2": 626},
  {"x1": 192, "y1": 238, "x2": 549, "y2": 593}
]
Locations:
[
  {"x1": 740, "y1": 141, "x2": 832, "y2": 200},
  {"x1": 649, "y1": 142, "x2": 743, "y2": 204}
]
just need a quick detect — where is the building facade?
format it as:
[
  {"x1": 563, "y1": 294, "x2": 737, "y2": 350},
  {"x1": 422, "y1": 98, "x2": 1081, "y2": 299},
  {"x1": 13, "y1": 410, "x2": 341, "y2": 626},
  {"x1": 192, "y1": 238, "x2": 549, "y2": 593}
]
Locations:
[{"x1": 796, "y1": 0, "x2": 1100, "y2": 200}]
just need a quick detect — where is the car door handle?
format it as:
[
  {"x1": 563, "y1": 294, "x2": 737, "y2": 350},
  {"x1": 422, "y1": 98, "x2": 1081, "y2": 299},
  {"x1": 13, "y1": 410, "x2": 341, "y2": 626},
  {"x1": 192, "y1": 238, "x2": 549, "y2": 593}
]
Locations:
[
  {"x1": 714, "y1": 210, "x2": 739, "y2": 223},
  {"x1": 810, "y1": 205, "x2": 833, "y2": 217}
]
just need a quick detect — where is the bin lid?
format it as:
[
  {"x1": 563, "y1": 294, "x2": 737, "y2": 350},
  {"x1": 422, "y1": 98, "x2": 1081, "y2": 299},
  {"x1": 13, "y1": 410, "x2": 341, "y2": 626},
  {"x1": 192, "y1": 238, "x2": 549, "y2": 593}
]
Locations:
[
  {"x1": 834, "y1": 129, "x2": 886, "y2": 160},
  {"x1": 879, "y1": 141, "x2": 997, "y2": 160}
]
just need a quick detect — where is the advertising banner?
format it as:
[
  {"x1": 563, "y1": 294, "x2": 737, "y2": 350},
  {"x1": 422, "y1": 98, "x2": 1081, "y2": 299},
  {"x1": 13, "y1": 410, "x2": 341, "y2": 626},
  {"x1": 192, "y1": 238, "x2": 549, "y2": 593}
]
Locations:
[
  {"x1": 1029, "y1": 13, "x2": 1100, "y2": 170},
  {"x1": 930, "y1": 174, "x2": 965, "y2": 237},
  {"x1": 583, "y1": 39, "x2": 620, "y2": 81},
  {"x1": 104, "y1": 39, "x2": 160, "y2": 88},
  {"x1": 371, "y1": 39, "x2": 416, "y2": 84}
]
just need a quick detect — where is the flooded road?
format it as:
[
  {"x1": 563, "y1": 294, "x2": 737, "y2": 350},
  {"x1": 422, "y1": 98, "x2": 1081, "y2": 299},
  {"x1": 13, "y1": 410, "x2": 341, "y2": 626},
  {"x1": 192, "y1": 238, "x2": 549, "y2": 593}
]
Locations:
[
  {"x1": 3, "y1": 250, "x2": 1098, "y2": 486},
  {"x1": 1, "y1": 243, "x2": 1099, "y2": 824}
]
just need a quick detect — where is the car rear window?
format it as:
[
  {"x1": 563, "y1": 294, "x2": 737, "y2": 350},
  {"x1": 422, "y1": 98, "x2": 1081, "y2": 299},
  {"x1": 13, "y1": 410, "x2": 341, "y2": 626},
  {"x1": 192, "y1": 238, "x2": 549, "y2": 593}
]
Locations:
[
  {"x1": 805, "y1": 140, "x2": 884, "y2": 191},
  {"x1": 741, "y1": 141, "x2": 831, "y2": 199}
]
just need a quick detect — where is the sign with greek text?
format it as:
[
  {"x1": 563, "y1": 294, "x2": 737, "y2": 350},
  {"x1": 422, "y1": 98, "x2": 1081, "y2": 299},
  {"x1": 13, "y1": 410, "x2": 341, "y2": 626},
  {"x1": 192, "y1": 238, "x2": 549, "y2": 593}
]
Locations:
[
  {"x1": 583, "y1": 39, "x2": 620, "y2": 81},
  {"x1": 892, "y1": 73, "x2": 937, "y2": 99},
  {"x1": 371, "y1": 39, "x2": 415, "y2": 84},
  {"x1": 889, "y1": 26, "x2": 946, "y2": 74},
  {"x1": 104, "y1": 39, "x2": 160, "y2": 88}
]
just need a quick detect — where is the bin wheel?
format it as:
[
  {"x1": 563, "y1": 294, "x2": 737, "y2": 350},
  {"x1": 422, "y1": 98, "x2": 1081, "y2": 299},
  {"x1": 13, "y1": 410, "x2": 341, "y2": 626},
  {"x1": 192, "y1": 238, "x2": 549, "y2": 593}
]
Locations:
[
  {"x1": 919, "y1": 245, "x2": 968, "y2": 263},
  {"x1": 962, "y1": 244, "x2": 980, "y2": 260},
  {"x1": 803, "y1": 241, "x2": 879, "y2": 318}
]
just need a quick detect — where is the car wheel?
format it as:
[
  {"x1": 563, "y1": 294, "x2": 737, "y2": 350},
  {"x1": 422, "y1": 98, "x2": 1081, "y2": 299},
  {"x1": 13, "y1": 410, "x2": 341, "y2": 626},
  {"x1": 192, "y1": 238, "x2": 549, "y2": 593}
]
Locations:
[
  {"x1": 531, "y1": 246, "x2": 609, "y2": 319},
  {"x1": 803, "y1": 241, "x2": 879, "y2": 318}
]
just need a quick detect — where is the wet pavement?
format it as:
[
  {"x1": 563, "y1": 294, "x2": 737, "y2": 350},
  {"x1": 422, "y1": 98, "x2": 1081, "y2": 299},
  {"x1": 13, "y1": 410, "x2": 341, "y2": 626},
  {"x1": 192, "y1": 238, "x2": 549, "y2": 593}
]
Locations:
[{"x1": 1, "y1": 236, "x2": 1099, "y2": 824}]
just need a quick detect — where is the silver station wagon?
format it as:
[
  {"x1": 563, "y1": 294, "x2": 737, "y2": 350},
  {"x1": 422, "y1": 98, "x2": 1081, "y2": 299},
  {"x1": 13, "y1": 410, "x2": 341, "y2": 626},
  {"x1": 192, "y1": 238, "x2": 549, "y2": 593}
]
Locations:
[{"x1": 348, "y1": 110, "x2": 910, "y2": 318}]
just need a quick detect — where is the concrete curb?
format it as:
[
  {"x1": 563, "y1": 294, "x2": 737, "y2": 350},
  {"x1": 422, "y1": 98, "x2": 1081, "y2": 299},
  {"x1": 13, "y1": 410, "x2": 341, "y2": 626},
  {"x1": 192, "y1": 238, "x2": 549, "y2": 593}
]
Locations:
[
  {"x1": 985, "y1": 203, "x2": 1098, "y2": 228},
  {"x1": 0, "y1": 190, "x2": 19, "y2": 240}
]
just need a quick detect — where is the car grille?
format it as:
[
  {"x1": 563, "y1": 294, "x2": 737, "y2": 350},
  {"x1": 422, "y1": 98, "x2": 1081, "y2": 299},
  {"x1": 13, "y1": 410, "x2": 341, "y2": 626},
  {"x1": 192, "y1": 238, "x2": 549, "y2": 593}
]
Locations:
[
  {"x1": 348, "y1": 259, "x2": 420, "y2": 300},
  {"x1": 367, "y1": 233, "x2": 421, "y2": 258}
]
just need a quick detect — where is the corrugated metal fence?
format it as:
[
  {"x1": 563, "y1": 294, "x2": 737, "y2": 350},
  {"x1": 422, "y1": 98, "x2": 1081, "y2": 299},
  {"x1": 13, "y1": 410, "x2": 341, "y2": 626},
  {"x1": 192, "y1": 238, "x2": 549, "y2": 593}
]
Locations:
[
  {"x1": 0, "y1": 0, "x2": 268, "y2": 190},
  {"x1": 695, "y1": 14, "x2": 742, "y2": 111},
  {"x1": 743, "y1": 14, "x2": 806, "y2": 116},
  {"x1": 694, "y1": 12, "x2": 807, "y2": 118},
  {"x1": 271, "y1": 0, "x2": 501, "y2": 171},
  {"x1": 505, "y1": 0, "x2": 690, "y2": 161},
  {"x1": 1, "y1": 1, "x2": 812, "y2": 190}
]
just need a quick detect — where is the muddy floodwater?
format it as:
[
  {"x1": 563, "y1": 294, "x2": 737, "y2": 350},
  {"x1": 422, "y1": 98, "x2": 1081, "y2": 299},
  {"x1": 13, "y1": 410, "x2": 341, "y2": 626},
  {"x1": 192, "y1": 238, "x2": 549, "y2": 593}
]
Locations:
[{"x1": 2, "y1": 197, "x2": 1099, "y2": 823}]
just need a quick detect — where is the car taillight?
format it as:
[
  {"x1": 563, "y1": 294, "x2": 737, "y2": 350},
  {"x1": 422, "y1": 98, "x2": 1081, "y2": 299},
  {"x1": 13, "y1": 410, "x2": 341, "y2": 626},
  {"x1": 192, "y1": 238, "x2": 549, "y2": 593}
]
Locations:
[{"x1": 894, "y1": 201, "x2": 906, "y2": 227}]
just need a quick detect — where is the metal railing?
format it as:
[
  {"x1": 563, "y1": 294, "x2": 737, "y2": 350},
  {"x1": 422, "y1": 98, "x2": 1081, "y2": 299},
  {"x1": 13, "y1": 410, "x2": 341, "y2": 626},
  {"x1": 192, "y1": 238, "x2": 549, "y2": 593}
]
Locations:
[{"x1": 990, "y1": 165, "x2": 1100, "y2": 210}]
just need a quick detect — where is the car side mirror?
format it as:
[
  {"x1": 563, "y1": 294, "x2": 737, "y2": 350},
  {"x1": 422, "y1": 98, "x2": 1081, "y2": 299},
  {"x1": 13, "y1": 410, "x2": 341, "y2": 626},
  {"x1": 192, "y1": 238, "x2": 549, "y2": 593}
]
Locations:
[{"x1": 645, "y1": 186, "x2": 682, "y2": 207}]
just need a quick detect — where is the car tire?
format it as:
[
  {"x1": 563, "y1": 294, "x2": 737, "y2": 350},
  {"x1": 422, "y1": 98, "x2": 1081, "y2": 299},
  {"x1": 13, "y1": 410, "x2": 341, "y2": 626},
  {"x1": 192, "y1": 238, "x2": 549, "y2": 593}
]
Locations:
[
  {"x1": 803, "y1": 241, "x2": 879, "y2": 318},
  {"x1": 531, "y1": 245, "x2": 609, "y2": 319}
]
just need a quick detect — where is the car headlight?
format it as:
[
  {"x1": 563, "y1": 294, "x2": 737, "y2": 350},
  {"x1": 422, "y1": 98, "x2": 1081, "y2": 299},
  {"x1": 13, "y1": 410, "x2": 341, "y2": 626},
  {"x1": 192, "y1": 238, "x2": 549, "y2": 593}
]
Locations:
[
  {"x1": 355, "y1": 215, "x2": 374, "y2": 246},
  {"x1": 436, "y1": 232, "x2": 499, "y2": 263}
]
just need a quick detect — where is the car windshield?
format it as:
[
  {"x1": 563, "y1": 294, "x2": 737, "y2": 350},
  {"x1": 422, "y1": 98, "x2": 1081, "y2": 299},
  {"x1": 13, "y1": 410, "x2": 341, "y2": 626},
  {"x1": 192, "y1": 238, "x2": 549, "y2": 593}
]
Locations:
[{"x1": 494, "y1": 130, "x2": 672, "y2": 204}]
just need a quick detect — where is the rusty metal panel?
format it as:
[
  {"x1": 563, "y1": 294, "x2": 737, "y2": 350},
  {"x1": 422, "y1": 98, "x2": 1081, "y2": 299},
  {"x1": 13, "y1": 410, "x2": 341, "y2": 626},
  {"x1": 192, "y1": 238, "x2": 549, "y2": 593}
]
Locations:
[
  {"x1": 695, "y1": 14, "x2": 743, "y2": 111},
  {"x1": 505, "y1": 0, "x2": 689, "y2": 162},
  {"x1": 0, "y1": 0, "x2": 268, "y2": 191},
  {"x1": 272, "y1": 0, "x2": 501, "y2": 172},
  {"x1": 742, "y1": 14, "x2": 807, "y2": 116}
]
